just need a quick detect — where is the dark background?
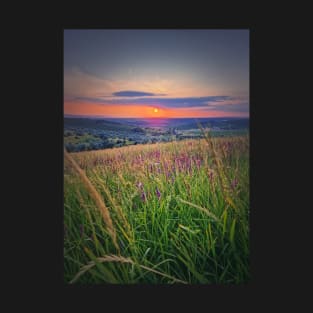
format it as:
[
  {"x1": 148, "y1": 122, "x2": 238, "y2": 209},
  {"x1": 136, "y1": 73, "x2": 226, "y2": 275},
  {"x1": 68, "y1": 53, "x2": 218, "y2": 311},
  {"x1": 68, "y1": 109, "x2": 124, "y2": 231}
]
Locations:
[{"x1": 8, "y1": 5, "x2": 308, "y2": 311}]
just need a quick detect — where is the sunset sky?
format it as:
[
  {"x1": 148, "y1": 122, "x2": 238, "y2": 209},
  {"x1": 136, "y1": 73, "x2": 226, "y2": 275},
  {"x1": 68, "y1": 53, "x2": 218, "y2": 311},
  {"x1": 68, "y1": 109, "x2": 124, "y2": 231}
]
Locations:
[{"x1": 64, "y1": 30, "x2": 249, "y2": 118}]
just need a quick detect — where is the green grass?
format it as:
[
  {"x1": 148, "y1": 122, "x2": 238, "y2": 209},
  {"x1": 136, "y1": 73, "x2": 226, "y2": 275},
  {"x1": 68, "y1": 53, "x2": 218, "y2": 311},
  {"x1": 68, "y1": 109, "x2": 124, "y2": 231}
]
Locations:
[{"x1": 64, "y1": 134, "x2": 249, "y2": 284}]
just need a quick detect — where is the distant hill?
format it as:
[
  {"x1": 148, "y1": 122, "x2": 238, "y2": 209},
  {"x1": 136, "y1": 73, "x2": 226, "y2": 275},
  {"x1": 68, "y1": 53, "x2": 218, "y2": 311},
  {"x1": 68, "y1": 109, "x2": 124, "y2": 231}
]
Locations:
[
  {"x1": 174, "y1": 118, "x2": 249, "y2": 130},
  {"x1": 101, "y1": 117, "x2": 249, "y2": 130},
  {"x1": 64, "y1": 117, "x2": 249, "y2": 131},
  {"x1": 64, "y1": 117, "x2": 249, "y2": 153},
  {"x1": 64, "y1": 118, "x2": 133, "y2": 131}
]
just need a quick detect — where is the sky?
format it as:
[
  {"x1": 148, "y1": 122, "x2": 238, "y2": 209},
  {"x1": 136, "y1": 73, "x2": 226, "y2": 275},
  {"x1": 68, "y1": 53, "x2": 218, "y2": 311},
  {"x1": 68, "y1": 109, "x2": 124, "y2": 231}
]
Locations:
[{"x1": 64, "y1": 29, "x2": 249, "y2": 118}]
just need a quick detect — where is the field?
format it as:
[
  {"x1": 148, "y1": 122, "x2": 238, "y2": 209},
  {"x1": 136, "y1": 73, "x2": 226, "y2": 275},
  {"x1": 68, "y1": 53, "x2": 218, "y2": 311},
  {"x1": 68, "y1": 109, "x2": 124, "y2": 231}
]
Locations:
[{"x1": 64, "y1": 132, "x2": 249, "y2": 284}]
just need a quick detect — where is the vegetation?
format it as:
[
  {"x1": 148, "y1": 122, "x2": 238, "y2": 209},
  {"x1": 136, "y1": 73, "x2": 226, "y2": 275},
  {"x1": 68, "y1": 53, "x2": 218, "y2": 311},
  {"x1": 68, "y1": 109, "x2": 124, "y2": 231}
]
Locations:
[
  {"x1": 64, "y1": 117, "x2": 249, "y2": 152},
  {"x1": 64, "y1": 131, "x2": 249, "y2": 284}
]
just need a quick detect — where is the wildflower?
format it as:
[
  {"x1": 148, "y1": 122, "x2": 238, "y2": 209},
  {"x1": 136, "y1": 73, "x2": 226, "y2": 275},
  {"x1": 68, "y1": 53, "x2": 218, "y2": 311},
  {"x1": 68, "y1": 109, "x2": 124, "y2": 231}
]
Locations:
[
  {"x1": 141, "y1": 191, "x2": 147, "y2": 202},
  {"x1": 195, "y1": 159, "x2": 201, "y2": 168},
  {"x1": 149, "y1": 164, "x2": 153, "y2": 172},
  {"x1": 156, "y1": 188, "x2": 161, "y2": 200},
  {"x1": 137, "y1": 181, "x2": 143, "y2": 189},
  {"x1": 231, "y1": 178, "x2": 238, "y2": 190}
]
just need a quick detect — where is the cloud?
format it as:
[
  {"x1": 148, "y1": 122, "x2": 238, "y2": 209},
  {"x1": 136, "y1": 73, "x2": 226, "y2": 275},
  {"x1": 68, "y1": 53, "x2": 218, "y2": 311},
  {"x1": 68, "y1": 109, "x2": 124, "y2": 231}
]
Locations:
[
  {"x1": 72, "y1": 95, "x2": 234, "y2": 108},
  {"x1": 73, "y1": 95, "x2": 249, "y2": 112},
  {"x1": 199, "y1": 102, "x2": 249, "y2": 112},
  {"x1": 64, "y1": 67, "x2": 226, "y2": 99},
  {"x1": 64, "y1": 68, "x2": 174, "y2": 98},
  {"x1": 112, "y1": 90, "x2": 167, "y2": 97},
  {"x1": 64, "y1": 68, "x2": 249, "y2": 114}
]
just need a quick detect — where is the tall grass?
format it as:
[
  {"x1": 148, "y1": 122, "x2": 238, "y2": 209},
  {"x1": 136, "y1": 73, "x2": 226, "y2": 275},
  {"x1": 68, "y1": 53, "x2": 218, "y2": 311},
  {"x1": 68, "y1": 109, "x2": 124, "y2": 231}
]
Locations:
[{"x1": 64, "y1": 135, "x2": 249, "y2": 284}]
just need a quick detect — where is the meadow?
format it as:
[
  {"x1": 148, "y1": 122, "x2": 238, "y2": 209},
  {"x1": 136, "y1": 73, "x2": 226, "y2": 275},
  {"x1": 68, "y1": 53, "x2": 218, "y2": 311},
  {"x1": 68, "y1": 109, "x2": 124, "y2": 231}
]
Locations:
[{"x1": 64, "y1": 132, "x2": 249, "y2": 284}]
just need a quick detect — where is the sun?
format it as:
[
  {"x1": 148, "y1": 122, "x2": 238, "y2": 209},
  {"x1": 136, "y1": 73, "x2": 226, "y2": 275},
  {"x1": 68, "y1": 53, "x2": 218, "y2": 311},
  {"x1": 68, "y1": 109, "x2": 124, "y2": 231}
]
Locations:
[{"x1": 153, "y1": 108, "x2": 159, "y2": 113}]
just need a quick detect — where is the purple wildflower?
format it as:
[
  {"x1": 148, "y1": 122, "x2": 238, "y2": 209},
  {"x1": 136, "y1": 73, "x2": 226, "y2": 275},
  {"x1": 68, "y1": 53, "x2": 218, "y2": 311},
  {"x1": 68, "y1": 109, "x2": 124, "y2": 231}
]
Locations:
[
  {"x1": 156, "y1": 188, "x2": 161, "y2": 200},
  {"x1": 137, "y1": 181, "x2": 143, "y2": 189},
  {"x1": 141, "y1": 191, "x2": 147, "y2": 202},
  {"x1": 196, "y1": 159, "x2": 201, "y2": 168},
  {"x1": 231, "y1": 178, "x2": 238, "y2": 190}
]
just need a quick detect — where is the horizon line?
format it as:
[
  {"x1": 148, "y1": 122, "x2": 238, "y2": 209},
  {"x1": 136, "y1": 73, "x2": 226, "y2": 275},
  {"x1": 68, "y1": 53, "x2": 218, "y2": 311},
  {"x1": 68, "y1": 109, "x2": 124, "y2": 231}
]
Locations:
[{"x1": 64, "y1": 114, "x2": 249, "y2": 119}]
